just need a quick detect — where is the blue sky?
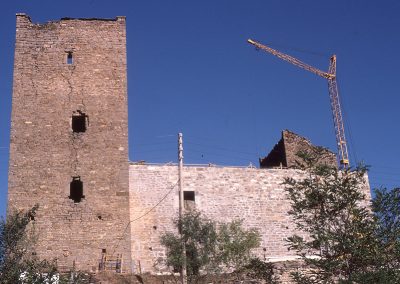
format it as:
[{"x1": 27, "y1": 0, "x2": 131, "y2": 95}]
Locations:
[{"x1": 1, "y1": 1, "x2": 400, "y2": 216}]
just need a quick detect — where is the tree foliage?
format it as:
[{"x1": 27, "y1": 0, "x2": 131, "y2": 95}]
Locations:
[
  {"x1": 243, "y1": 258, "x2": 279, "y2": 284},
  {"x1": 284, "y1": 149, "x2": 400, "y2": 283},
  {"x1": 218, "y1": 220, "x2": 261, "y2": 271},
  {"x1": 0, "y1": 205, "x2": 58, "y2": 283},
  {"x1": 160, "y1": 210, "x2": 263, "y2": 283},
  {"x1": 0, "y1": 206, "x2": 91, "y2": 284},
  {"x1": 161, "y1": 210, "x2": 219, "y2": 277}
]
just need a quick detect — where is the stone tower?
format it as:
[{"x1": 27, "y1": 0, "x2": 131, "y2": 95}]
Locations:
[{"x1": 8, "y1": 14, "x2": 131, "y2": 272}]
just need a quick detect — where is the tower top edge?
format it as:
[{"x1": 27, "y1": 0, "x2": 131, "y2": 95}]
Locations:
[{"x1": 16, "y1": 13, "x2": 126, "y2": 25}]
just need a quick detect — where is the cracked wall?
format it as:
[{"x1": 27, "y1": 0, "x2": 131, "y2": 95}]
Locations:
[
  {"x1": 8, "y1": 14, "x2": 131, "y2": 273},
  {"x1": 7, "y1": 14, "x2": 371, "y2": 277}
]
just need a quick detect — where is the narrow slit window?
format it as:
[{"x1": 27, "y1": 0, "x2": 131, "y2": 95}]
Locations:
[
  {"x1": 67, "y1": 52, "x2": 73, "y2": 64},
  {"x1": 184, "y1": 191, "x2": 195, "y2": 210},
  {"x1": 72, "y1": 111, "x2": 87, "y2": 133},
  {"x1": 69, "y1": 176, "x2": 84, "y2": 203}
]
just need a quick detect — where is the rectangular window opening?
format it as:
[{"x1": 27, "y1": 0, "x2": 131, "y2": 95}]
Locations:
[
  {"x1": 69, "y1": 176, "x2": 84, "y2": 203},
  {"x1": 184, "y1": 191, "x2": 195, "y2": 210},
  {"x1": 67, "y1": 52, "x2": 73, "y2": 64},
  {"x1": 184, "y1": 191, "x2": 195, "y2": 201},
  {"x1": 72, "y1": 111, "x2": 87, "y2": 133}
]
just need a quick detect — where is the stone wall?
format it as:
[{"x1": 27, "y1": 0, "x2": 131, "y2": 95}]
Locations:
[
  {"x1": 129, "y1": 164, "x2": 371, "y2": 274},
  {"x1": 7, "y1": 14, "x2": 131, "y2": 272},
  {"x1": 129, "y1": 164, "x2": 308, "y2": 273},
  {"x1": 7, "y1": 14, "x2": 372, "y2": 278},
  {"x1": 260, "y1": 130, "x2": 337, "y2": 168}
]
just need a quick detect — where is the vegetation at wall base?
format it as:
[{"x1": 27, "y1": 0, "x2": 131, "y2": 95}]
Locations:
[
  {"x1": 284, "y1": 149, "x2": 400, "y2": 284},
  {"x1": 0, "y1": 205, "x2": 56, "y2": 283},
  {"x1": 0, "y1": 205, "x2": 91, "y2": 284},
  {"x1": 242, "y1": 258, "x2": 279, "y2": 284},
  {"x1": 160, "y1": 210, "x2": 271, "y2": 283}
]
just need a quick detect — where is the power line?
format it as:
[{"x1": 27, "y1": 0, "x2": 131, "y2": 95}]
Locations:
[
  {"x1": 186, "y1": 140, "x2": 259, "y2": 156},
  {"x1": 130, "y1": 180, "x2": 178, "y2": 222},
  {"x1": 134, "y1": 141, "x2": 175, "y2": 147},
  {"x1": 369, "y1": 165, "x2": 400, "y2": 171},
  {"x1": 133, "y1": 147, "x2": 176, "y2": 154},
  {"x1": 110, "y1": 180, "x2": 179, "y2": 257},
  {"x1": 186, "y1": 148, "x2": 255, "y2": 164}
]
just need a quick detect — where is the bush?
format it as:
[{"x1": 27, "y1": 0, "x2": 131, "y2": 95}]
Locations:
[{"x1": 160, "y1": 210, "x2": 263, "y2": 283}]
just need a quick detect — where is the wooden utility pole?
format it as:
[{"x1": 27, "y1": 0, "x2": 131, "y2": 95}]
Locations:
[{"x1": 178, "y1": 133, "x2": 187, "y2": 284}]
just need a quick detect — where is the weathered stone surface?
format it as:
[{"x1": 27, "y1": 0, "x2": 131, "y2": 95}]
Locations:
[
  {"x1": 129, "y1": 164, "x2": 304, "y2": 273},
  {"x1": 260, "y1": 130, "x2": 337, "y2": 168},
  {"x1": 129, "y1": 164, "x2": 371, "y2": 276},
  {"x1": 7, "y1": 14, "x2": 371, "y2": 280},
  {"x1": 8, "y1": 14, "x2": 131, "y2": 272}
]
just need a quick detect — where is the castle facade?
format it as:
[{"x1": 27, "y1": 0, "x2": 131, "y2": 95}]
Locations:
[{"x1": 7, "y1": 14, "x2": 369, "y2": 274}]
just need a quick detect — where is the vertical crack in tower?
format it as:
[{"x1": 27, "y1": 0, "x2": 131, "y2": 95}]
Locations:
[{"x1": 7, "y1": 14, "x2": 131, "y2": 273}]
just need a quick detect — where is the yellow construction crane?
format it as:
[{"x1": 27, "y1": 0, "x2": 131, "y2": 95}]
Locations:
[{"x1": 247, "y1": 39, "x2": 349, "y2": 169}]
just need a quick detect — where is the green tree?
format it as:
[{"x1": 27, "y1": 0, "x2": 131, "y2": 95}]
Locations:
[
  {"x1": 0, "y1": 206, "x2": 91, "y2": 284},
  {"x1": 284, "y1": 149, "x2": 400, "y2": 283},
  {"x1": 160, "y1": 210, "x2": 262, "y2": 283},
  {"x1": 218, "y1": 219, "x2": 261, "y2": 271},
  {"x1": 161, "y1": 210, "x2": 219, "y2": 281},
  {"x1": 361, "y1": 187, "x2": 400, "y2": 283},
  {"x1": 242, "y1": 257, "x2": 279, "y2": 284},
  {"x1": 0, "y1": 205, "x2": 58, "y2": 283}
]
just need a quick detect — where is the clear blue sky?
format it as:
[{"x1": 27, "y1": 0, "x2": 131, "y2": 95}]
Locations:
[{"x1": 1, "y1": 1, "x2": 400, "y2": 216}]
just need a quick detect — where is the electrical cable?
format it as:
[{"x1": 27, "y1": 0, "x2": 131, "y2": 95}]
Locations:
[
  {"x1": 185, "y1": 140, "x2": 259, "y2": 157},
  {"x1": 186, "y1": 148, "x2": 254, "y2": 164},
  {"x1": 130, "y1": 180, "x2": 178, "y2": 222},
  {"x1": 134, "y1": 141, "x2": 176, "y2": 147},
  {"x1": 109, "y1": 180, "x2": 179, "y2": 259}
]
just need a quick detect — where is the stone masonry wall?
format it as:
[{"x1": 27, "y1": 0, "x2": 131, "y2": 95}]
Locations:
[
  {"x1": 282, "y1": 130, "x2": 337, "y2": 168},
  {"x1": 8, "y1": 14, "x2": 131, "y2": 272},
  {"x1": 7, "y1": 14, "x2": 372, "y2": 277},
  {"x1": 260, "y1": 130, "x2": 337, "y2": 169},
  {"x1": 129, "y1": 164, "x2": 306, "y2": 273},
  {"x1": 129, "y1": 164, "x2": 371, "y2": 274}
]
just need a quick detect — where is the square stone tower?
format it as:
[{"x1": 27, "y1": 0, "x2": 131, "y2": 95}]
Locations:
[{"x1": 8, "y1": 14, "x2": 131, "y2": 272}]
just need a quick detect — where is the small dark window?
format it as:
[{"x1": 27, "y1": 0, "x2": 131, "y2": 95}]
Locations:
[
  {"x1": 72, "y1": 110, "x2": 87, "y2": 133},
  {"x1": 184, "y1": 191, "x2": 195, "y2": 201},
  {"x1": 67, "y1": 52, "x2": 73, "y2": 64},
  {"x1": 184, "y1": 191, "x2": 195, "y2": 210},
  {"x1": 69, "y1": 176, "x2": 84, "y2": 203},
  {"x1": 102, "y1": 249, "x2": 106, "y2": 254}
]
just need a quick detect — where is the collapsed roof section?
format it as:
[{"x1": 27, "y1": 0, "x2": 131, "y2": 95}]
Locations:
[{"x1": 259, "y1": 130, "x2": 337, "y2": 169}]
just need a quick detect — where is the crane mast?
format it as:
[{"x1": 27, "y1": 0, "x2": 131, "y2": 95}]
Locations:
[{"x1": 248, "y1": 39, "x2": 349, "y2": 169}]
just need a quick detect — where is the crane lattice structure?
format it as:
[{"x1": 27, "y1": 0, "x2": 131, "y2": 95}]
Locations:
[{"x1": 247, "y1": 39, "x2": 349, "y2": 169}]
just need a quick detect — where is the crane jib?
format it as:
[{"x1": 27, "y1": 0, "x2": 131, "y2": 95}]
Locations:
[{"x1": 248, "y1": 38, "x2": 349, "y2": 169}]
